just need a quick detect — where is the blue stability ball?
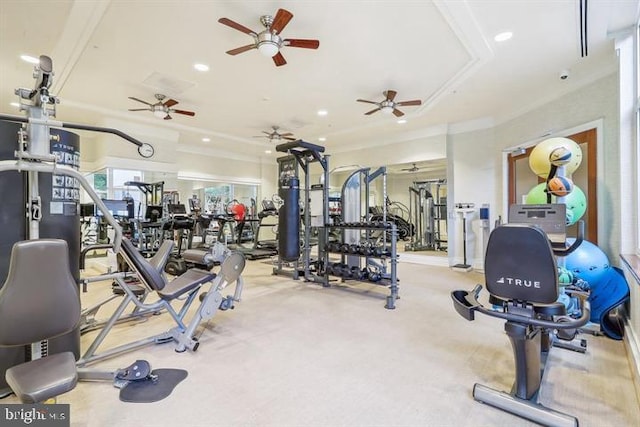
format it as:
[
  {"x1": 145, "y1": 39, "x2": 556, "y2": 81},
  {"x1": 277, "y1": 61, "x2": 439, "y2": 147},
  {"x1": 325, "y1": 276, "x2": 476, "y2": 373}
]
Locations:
[{"x1": 564, "y1": 238, "x2": 611, "y2": 287}]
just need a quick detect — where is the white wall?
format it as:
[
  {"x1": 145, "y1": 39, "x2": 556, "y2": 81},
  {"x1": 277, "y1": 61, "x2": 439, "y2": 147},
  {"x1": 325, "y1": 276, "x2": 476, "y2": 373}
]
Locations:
[
  {"x1": 495, "y1": 73, "x2": 619, "y2": 258},
  {"x1": 331, "y1": 135, "x2": 447, "y2": 169},
  {"x1": 447, "y1": 127, "x2": 496, "y2": 268}
]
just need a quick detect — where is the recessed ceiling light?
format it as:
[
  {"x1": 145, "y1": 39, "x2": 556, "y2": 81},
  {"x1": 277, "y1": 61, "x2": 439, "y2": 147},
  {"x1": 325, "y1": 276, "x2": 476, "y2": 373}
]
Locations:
[
  {"x1": 318, "y1": 137, "x2": 327, "y2": 142},
  {"x1": 494, "y1": 32, "x2": 513, "y2": 42},
  {"x1": 265, "y1": 150, "x2": 272, "y2": 154},
  {"x1": 397, "y1": 119, "x2": 407, "y2": 124},
  {"x1": 20, "y1": 55, "x2": 39, "y2": 64},
  {"x1": 317, "y1": 109, "x2": 328, "y2": 116},
  {"x1": 194, "y1": 63, "x2": 209, "y2": 72},
  {"x1": 9, "y1": 102, "x2": 20, "y2": 108},
  {"x1": 202, "y1": 137, "x2": 210, "y2": 142}
]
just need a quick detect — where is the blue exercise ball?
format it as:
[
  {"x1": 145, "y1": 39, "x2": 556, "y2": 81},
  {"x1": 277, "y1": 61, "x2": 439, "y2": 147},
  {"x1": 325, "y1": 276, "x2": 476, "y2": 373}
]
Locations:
[{"x1": 563, "y1": 238, "x2": 610, "y2": 287}]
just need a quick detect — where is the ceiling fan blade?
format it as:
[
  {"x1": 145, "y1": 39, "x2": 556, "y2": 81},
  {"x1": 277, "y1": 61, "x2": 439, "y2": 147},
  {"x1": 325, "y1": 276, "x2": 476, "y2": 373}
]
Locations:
[
  {"x1": 163, "y1": 98, "x2": 179, "y2": 108},
  {"x1": 284, "y1": 136, "x2": 297, "y2": 141},
  {"x1": 384, "y1": 90, "x2": 397, "y2": 101},
  {"x1": 218, "y1": 17, "x2": 257, "y2": 36},
  {"x1": 226, "y1": 44, "x2": 256, "y2": 55},
  {"x1": 128, "y1": 96, "x2": 152, "y2": 106},
  {"x1": 280, "y1": 132, "x2": 294, "y2": 137},
  {"x1": 365, "y1": 108, "x2": 381, "y2": 115},
  {"x1": 357, "y1": 99, "x2": 379, "y2": 105},
  {"x1": 128, "y1": 108, "x2": 151, "y2": 111},
  {"x1": 164, "y1": 114, "x2": 172, "y2": 120},
  {"x1": 283, "y1": 39, "x2": 319, "y2": 49},
  {"x1": 396, "y1": 100, "x2": 422, "y2": 106},
  {"x1": 172, "y1": 109, "x2": 195, "y2": 116},
  {"x1": 262, "y1": 131, "x2": 272, "y2": 135},
  {"x1": 392, "y1": 109, "x2": 404, "y2": 117},
  {"x1": 271, "y1": 8, "x2": 293, "y2": 34},
  {"x1": 273, "y1": 51, "x2": 287, "y2": 66}
]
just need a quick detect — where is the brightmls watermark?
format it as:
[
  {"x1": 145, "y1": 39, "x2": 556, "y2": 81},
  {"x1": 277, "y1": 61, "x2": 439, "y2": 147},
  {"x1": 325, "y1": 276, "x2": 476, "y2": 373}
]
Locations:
[{"x1": 1, "y1": 404, "x2": 69, "y2": 426}]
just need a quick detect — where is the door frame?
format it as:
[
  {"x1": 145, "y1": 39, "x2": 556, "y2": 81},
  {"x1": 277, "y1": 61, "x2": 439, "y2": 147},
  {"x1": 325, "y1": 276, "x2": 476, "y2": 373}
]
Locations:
[{"x1": 501, "y1": 119, "x2": 604, "y2": 244}]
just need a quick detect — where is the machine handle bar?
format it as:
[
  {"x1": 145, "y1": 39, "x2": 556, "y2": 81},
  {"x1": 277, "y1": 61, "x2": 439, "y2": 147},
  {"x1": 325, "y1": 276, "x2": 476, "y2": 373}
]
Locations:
[{"x1": 452, "y1": 284, "x2": 590, "y2": 330}]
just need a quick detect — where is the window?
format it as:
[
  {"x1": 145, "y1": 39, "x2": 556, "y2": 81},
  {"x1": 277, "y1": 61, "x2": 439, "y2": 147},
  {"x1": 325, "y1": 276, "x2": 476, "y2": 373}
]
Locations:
[{"x1": 81, "y1": 168, "x2": 145, "y2": 218}]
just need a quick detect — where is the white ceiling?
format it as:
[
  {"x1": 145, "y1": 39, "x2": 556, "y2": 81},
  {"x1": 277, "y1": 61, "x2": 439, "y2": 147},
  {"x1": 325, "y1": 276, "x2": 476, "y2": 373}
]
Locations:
[{"x1": 0, "y1": 0, "x2": 638, "y2": 168}]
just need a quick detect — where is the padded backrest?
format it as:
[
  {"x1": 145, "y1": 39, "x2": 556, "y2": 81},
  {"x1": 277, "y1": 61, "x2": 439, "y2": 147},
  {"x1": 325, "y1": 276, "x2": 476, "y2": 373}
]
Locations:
[
  {"x1": 485, "y1": 224, "x2": 558, "y2": 304},
  {"x1": 148, "y1": 240, "x2": 175, "y2": 273},
  {"x1": 0, "y1": 239, "x2": 80, "y2": 346},
  {"x1": 119, "y1": 238, "x2": 167, "y2": 291}
]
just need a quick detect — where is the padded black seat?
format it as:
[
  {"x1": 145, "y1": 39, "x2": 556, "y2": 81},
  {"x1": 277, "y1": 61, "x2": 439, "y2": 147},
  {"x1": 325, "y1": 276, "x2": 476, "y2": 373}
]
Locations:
[
  {"x1": 0, "y1": 239, "x2": 81, "y2": 403},
  {"x1": 157, "y1": 269, "x2": 214, "y2": 301},
  {"x1": 6, "y1": 353, "x2": 77, "y2": 403}
]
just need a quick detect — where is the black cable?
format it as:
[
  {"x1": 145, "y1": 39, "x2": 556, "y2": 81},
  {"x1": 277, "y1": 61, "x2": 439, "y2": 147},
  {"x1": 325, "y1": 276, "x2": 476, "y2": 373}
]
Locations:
[
  {"x1": 579, "y1": 0, "x2": 585, "y2": 57},
  {"x1": 584, "y1": 0, "x2": 588, "y2": 56}
]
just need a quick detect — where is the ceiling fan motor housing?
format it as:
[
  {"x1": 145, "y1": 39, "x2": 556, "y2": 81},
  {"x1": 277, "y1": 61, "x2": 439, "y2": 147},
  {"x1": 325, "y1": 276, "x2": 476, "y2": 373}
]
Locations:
[{"x1": 257, "y1": 32, "x2": 282, "y2": 55}]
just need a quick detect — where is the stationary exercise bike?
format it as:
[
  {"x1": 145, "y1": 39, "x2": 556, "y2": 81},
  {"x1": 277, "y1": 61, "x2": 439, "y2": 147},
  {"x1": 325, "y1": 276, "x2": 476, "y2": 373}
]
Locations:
[{"x1": 451, "y1": 204, "x2": 590, "y2": 427}]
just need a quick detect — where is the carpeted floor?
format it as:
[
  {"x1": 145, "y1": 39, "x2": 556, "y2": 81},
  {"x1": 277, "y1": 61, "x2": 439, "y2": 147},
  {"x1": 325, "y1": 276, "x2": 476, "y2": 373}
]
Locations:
[{"x1": 3, "y1": 258, "x2": 639, "y2": 427}]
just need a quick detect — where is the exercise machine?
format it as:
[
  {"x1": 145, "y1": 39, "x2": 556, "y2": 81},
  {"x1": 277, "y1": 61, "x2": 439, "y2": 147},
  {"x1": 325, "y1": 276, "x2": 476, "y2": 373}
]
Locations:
[
  {"x1": 79, "y1": 237, "x2": 246, "y2": 365},
  {"x1": 0, "y1": 239, "x2": 185, "y2": 403},
  {"x1": 324, "y1": 166, "x2": 400, "y2": 309},
  {"x1": 451, "y1": 204, "x2": 590, "y2": 427},
  {"x1": 0, "y1": 54, "x2": 155, "y2": 396},
  {"x1": 405, "y1": 179, "x2": 447, "y2": 251},
  {"x1": 161, "y1": 203, "x2": 195, "y2": 275},
  {"x1": 273, "y1": 140, "x2": 329, "y2": 284},
  {"x1": 253, "y1": 198, "x2": 280, "y2": 252}
]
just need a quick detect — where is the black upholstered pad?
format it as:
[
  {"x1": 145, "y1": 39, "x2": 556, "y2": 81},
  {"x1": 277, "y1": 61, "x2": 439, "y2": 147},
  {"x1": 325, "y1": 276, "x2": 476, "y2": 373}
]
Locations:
[
  {"x1": 120, "y1": 238, "x2": 166, "y2": 291},
  {"x1": 157, "y1": 269, "x2": 215, "y2": 300},
  {"x1": 148, "y1": 240, "x2": 175, "y2": 273},
  {"x1": 5, "y1": 352, "x2": 78, "y2": 403},
  {"x1": 0, "y1": 239, "x2": 80, "y2": 345},
  {"x1": 485, "y1": 224, "x2": 559, "y2": 304}
]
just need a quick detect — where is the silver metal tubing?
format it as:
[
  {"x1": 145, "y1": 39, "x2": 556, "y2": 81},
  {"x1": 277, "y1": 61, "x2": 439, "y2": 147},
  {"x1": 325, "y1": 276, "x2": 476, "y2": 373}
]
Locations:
[
  {"x1": 0, "y1": 159, "x2": 123, "y2": 253},
  {"x1": 473, "y1": 383, "x2": 578, "y2": 427}
]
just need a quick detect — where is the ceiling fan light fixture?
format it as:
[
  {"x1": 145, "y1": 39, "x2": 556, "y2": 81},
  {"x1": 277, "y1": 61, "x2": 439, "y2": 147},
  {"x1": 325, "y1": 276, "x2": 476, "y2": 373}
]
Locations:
[
  {"x1": 153, "y1": 109, "x2": 166, "y2": 119},
  {"x1": 258, "y1": 41, "x2": 279, "y2": 57},
  {"x1": 381, "y1": 105, "x2": 394, "y2": 114}
]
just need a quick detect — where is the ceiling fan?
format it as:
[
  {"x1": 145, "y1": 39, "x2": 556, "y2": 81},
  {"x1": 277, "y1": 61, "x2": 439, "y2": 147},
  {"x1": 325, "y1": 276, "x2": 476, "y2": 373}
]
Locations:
[
  {"x1": 400, "y1": 163, "x2": 422, "y2": 172},
  {"x1": 357, "y1": 90, "x2": 422, "y2": 117},
  {"x1": 218, "y1": 8, "x2": 320, "y2": 66},
  {"x1": 254, "y1": 126, "x2": 296, "y2": 142},
  {"x1": 128, "y1": 94, "x2": 195, "y2": 120}
]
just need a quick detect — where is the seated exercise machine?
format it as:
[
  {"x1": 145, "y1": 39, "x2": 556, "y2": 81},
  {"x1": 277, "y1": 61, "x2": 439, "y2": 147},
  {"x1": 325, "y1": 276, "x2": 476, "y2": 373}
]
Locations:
[
  {"x1": 451, "y1": 208, "x2": 590, "y2": 427},
  {"x1": 79, "y1": 237, "x2": 246, "y2": 366},
  {"x1": 79, "y1": 239, "x2": 175, "y2": 334},
  {"x1": 0, "y1": 239, "x2": 185, "y2": 403}
]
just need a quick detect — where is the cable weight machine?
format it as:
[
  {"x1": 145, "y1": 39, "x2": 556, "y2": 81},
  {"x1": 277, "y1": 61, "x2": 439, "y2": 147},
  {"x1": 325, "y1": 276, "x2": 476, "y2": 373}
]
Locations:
[
  {"x1": 0, "y1": 54, "x2": 156, "y2": 396},
  {"x1": 273, "y1": 140, "x2": 329, "y2": 285}
]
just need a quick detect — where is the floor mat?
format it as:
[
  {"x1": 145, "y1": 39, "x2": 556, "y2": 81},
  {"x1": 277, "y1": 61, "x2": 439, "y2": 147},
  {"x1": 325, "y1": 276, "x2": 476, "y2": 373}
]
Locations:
[{"x1": 119, "y1": 369, "x2": 188, "y2": 403}]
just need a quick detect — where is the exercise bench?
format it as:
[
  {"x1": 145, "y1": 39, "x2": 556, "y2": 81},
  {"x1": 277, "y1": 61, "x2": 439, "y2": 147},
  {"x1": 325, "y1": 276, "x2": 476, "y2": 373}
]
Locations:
[{"x1": 78, "y1": 237, "x2": 245, "y2": 366}]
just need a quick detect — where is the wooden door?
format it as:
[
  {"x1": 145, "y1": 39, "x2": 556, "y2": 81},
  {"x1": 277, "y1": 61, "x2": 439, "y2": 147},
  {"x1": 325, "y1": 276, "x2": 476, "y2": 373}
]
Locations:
[{"x1": 508, "y1": 128, "x2": 597, "y2": 243}]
